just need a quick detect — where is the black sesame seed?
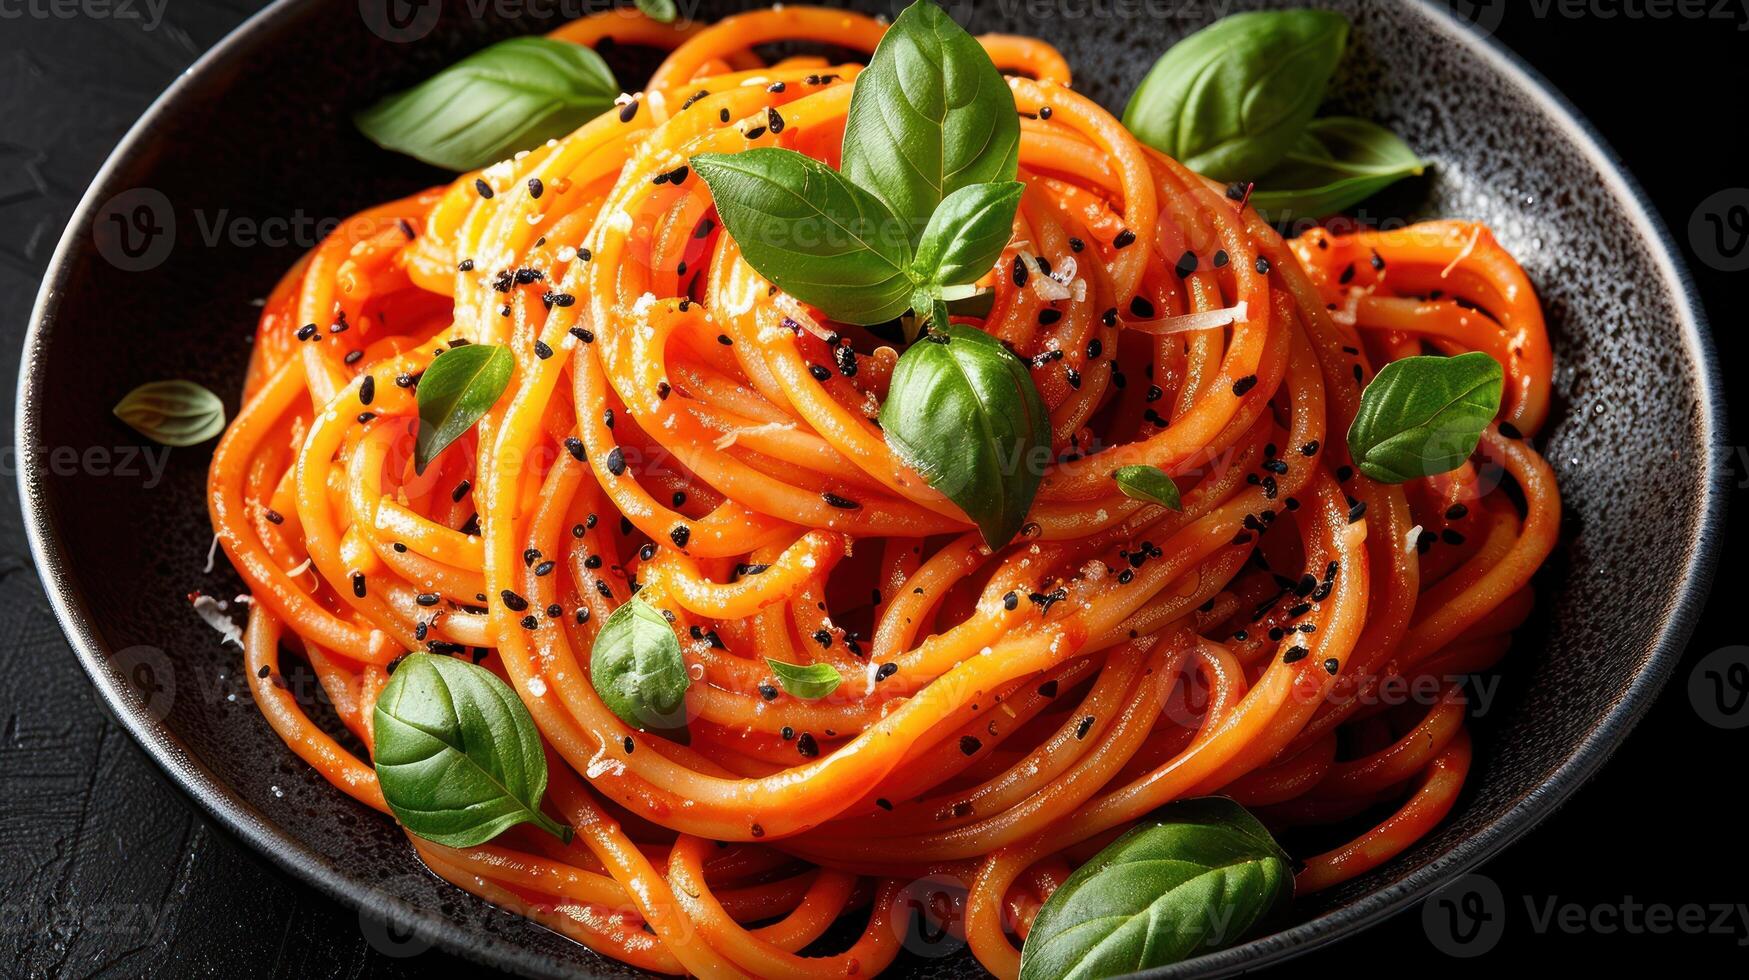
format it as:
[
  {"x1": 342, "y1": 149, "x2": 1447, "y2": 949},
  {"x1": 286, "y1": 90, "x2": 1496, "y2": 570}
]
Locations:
[
  {"x1": 1255, "y1": 256, "x2": 1271, "y2": 275},
  {"x1": 1075, "y1": 715, "x2": 1095, "y2": 739},
  {"x1": 959, "y1": 735, "x2": 981, "y2": 756},
  {"x1": 670, "y1": 525, "x2": 690, "y2": 549},
  {"x1": 1175, "y1": 251, "x2": 1198, "y2": 278},
  {"x1": 605, "y1": 447, "x2": 627, "y2": 476},
  {"x1": 796, "y1": 732, "x2": 819, "y2": 757},
  {"x1": 1232, "y1": 375, "x2": 1258, "y2": 397},
  {"x1": 416, "y1": 592, "x2": 440, "y2": 606},
  {"x1": 1113, "y1": 229, "x2": 1137, "y2": 249},
  {"x1": 1283, "y1": 645, "x2": 1309, "y2": 664},
  {"x1": 822, "y1": 492, "x2": 860, "y2": 510},
  {"x1": 876, "y1": 662, "x2": 898, "y2": 681},
  {"x1": 565, "y1": 436, "x2": 586, "y2": 462},
  {"x1": 618, "y1": 100, "x2": 639, "y2": 123},
  {"x1": 501, "y1": 589, "x2": 529, "y2": 612},
  {"x1": 534, "y1": 339, "x2": 554, "y2": 360}
]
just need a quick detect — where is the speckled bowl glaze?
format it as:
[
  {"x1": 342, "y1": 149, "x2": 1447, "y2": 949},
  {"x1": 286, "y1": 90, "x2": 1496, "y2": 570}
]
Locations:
[{"x1": 18, "y1": 0, "x2": 1724, "y2": 976}]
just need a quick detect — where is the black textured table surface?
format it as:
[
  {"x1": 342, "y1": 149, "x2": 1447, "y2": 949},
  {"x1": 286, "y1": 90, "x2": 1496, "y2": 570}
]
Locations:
[{"x1": 2, "y1": 3, "x2": 1745, "y2": 978}]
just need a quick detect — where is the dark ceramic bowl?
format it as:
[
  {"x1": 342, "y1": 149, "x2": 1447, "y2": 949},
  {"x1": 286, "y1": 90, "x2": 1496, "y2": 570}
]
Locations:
[{"x1": 17, "y1": 0, "x2": 1725, "y2": 976}]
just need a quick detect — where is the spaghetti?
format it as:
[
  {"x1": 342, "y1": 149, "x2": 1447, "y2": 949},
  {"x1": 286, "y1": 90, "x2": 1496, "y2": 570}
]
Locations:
[{"x1": 206, "y1": 6, "x2": 1560, "y2": 976}]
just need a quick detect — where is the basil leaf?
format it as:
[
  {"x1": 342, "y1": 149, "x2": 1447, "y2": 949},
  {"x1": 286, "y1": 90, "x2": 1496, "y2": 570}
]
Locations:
[
  {"x1": 1123, "y1": 10, "x2": 1348, "y2": 183},
  {"x1": 1113, "y1": 465, "x2": 1182, "y2": 511},
  {"x1": 766, "y1": 659, "x2": 843, "y2": 700},
  {"x1": 112, "y1": 380, "x2": 226, "y2": 447},
  {"x1": 912, "y1": 181, "x2": 1024, "y2": 290},
  {"x1": 414, "y1": 343, "x2": 513, "y2": 475},
  {"x1": 634, "y1": 0, "x2": 677, "y2": 24},
  {"x1": 1019, "y1": 797, "x2": 1292, "y2": 980},
  {"x1": 355, "y1": 37, "x2": 619, "y2": 172},
  {"x1": 372, "y1": 654, "x2": 572, "y2": 847},
  {"x1": 591, "y1": 597, "x2": 690, "y2": 730},
  {"x1": 1347, "y1": 352, "x2": 1504, "y2": 484},
  {"x1": 841, "y1": 0, "x2": 1022, "y2": 232},
  {"x1": 693, "y1": 149, "x2": 916, "y2": 325},
  {"x1": 881, "y1": 323, "x2": 1049, "y2": 548},
  {"x1": 1250, "y1": 117, "x2": 1428, "y2": 221}
]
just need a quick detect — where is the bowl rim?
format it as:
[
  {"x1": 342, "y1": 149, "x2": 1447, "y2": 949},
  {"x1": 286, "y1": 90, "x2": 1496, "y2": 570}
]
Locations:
[{"x1": 16, "y1": 0, "x2": 1726, "y2": 976}]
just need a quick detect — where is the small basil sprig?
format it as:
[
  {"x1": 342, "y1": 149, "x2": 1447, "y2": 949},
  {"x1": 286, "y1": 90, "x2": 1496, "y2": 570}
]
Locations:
[
  {"x1": 633, "y1": 0, "x2": 677, "y2": 23},
  {"x1": 1250, "y1": 117, "x2": 1428, "y2": 222},
  {"x1": 1019, "y1": 797, "x2": 1292, "y2": 980},
  {"x1": 372, "y1": 654, "x2": 573, "y2": 847},
  {"x1": 840, "y1": 0, "x2": 1022, "y2": 229},
  {"x1": 1347, "y1": 352, "x2": 1503, "y2": 483},
  {"x1": 1124, "y1": 10, "x2": 1348, "y2": 183},
  {"x1": 356, "y1": 37, "x2": 619, "y2": 171},
  {"x1": 591, "y1": 597, "x2": 690, "y2": 730},
  {"x1": 414, "y1": 343, "x2": 513, "y2": 474},
  {"x1": 767, "y1": 659, "x2": 843, "y2": 700},
  {"x1": 1113, "y1": 465, "x2": 1181, "y2": 510},
  {"x1": 882, "y1": 324, "x2": 1049, "y2": 548},
  {"x1": 692, "y1": 1, "x2": 1021, "y2": 334},
  {"x1": 113, "y1": 380, "x2": 226, "y2": 446}
]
